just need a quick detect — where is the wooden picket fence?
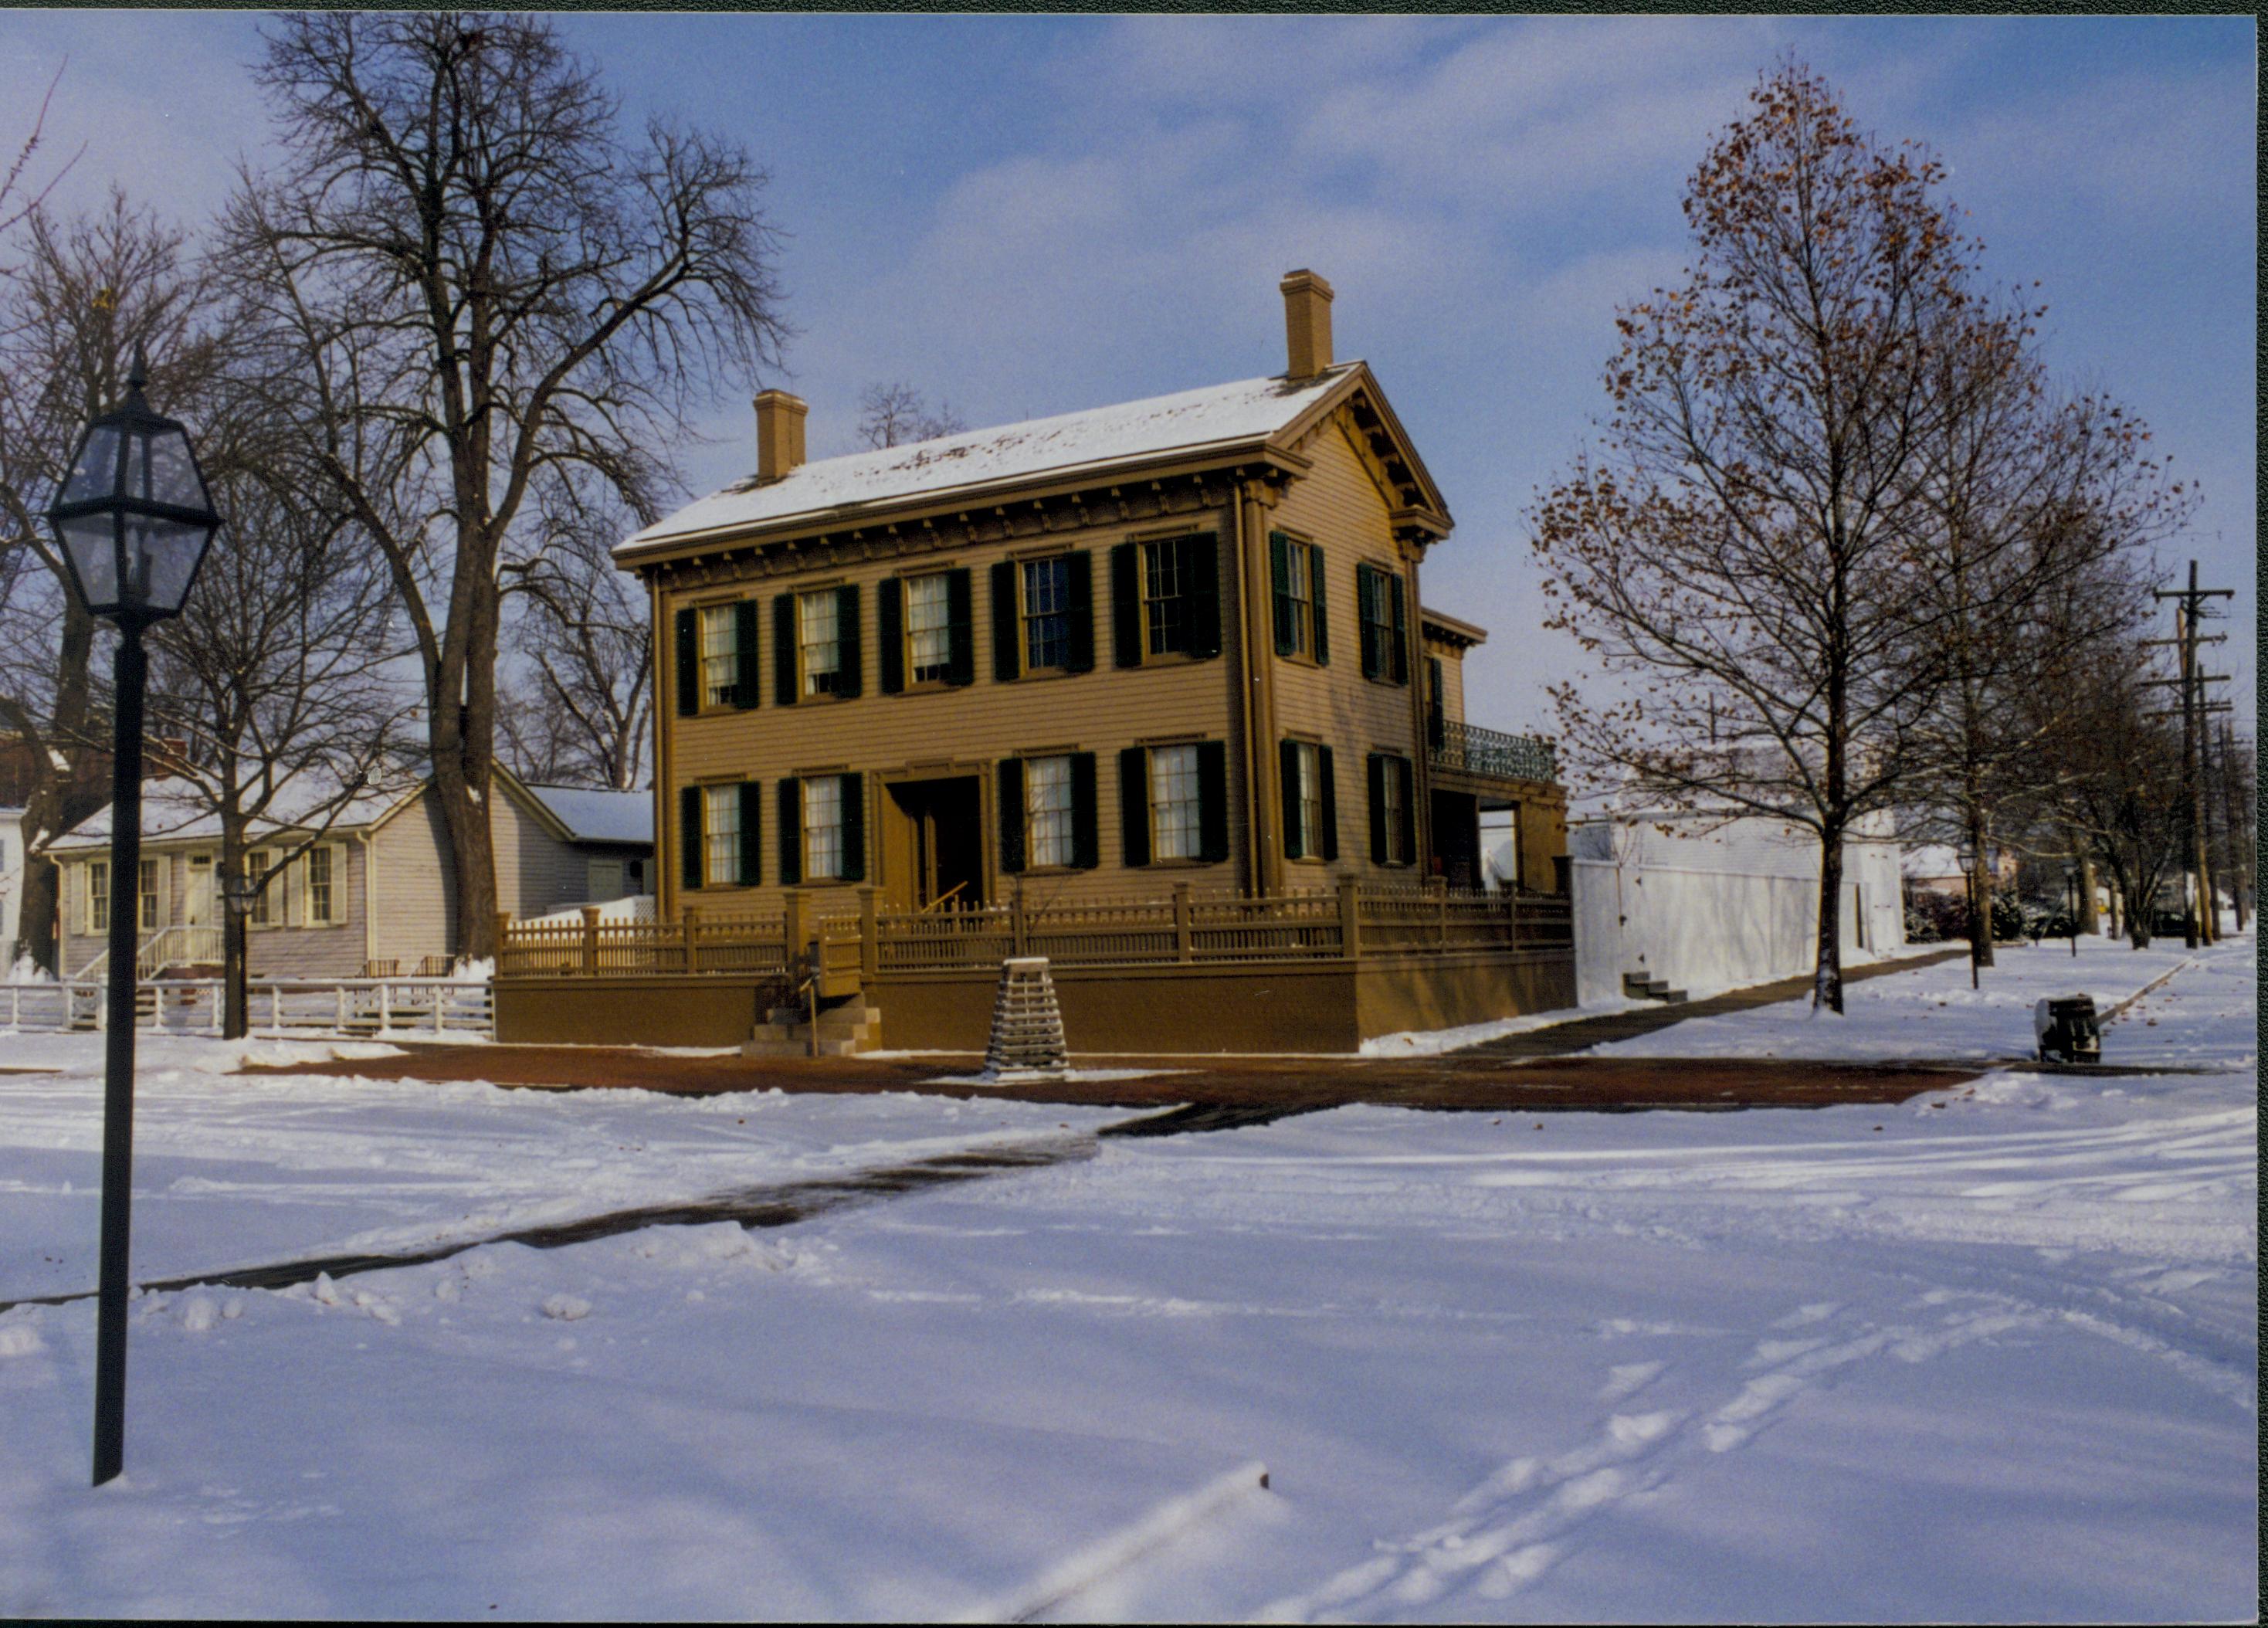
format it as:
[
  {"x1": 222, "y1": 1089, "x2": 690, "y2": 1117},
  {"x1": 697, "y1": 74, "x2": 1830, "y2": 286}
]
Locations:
[{"x1": 497, "y1": 883, "x2": 1573, "y2": 990}]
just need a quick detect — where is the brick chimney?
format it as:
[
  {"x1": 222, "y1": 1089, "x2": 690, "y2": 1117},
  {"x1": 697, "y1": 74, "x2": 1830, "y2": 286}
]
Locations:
[
  {"x1": 1280, "y1": 269, "x2": 1334, "y2": 380},
  {"x1": 753, "y1": 388, "x2": 808, "y2": 484}
]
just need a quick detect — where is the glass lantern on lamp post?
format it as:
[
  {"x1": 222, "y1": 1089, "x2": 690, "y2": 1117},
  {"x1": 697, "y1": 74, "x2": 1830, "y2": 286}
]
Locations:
[{"x1": 46, "y1": 345, "x2": 222, "y2": 1487}]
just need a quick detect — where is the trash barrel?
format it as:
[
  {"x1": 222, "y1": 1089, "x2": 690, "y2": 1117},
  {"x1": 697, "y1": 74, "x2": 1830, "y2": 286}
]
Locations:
[{"x1": 2032, "y1": 995, "x2": 2101, "y2": 1064}]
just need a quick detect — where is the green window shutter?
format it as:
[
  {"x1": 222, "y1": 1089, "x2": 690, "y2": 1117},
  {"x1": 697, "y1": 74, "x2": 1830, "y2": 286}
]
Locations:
[
  {"x1": 777, "y1": 778, "x2": 802, "y2": 887},
  {"x1": 674, "y1": 608, "x2": 699, "y2": 717},
  {"x1": 1395, "y1": 757, "x2": 1416, "y2": 865},
  {"x1": 1317, "y1": 744, "x2": 1339, "y2": 861},
  {"x1": 1117, "y1": 747, "x2": 1150, "y2": 867},
  {"x1": 737, "y1": 781, "x2": 762, "y2": 886},
  {"x1": 1188, "y1": 534, "x2": 1222, "y2": 660},
  {"x1": 1065, "y1": 551, "x2": 1094, "y2": 673},
  {"x1": 1270, "y1": 531, "x2": 1295, "y2": 656},
  {"x1": 1427, "y1": 658, "x2": 1446, "y2": 750},
  {"x1": 1387, "y1": 571, "x2": 1408, "y2": 686},
  {"x1": 733, "y1": 599, "x2": 761, "y2": 709},
  {"x1": 839, "y1": 773, "x2": 866, "y2": 882},
  {"x1": 1368, "y1": 753, "x2": 1388, "y2": 863},
  {"x1": 1278, "y1": 738, "x2": 1304, "y2": 860},
  {"x1": 1356, "y1": 566, "x2": 1378, "y2": 680},
  {"x1": 1069, "y1": 754, "x2": 1098, "y2": 869},
  {"x1": 996, "y1": 758, "x2": 1026, "y2": 874},
  {"x1": 878, "y1": 578, "x2": 904, "y2": 694},
  {"x1": 1310, "y1": 545, "x2": 1330, "y2": 666},
  {"x1": 990, "y1": 561, "x2": 1019, "y2": 682},
  {"x1": 834, "y1": 585, "x2": 863, "y2": 700},
  {"x1": 945, "y1": 568, "x2": 975, "y2": 686},
  {"x1": 680, "y1": 784, "x2": 702, "y2": 889},
  {"x1": 772, "y1": 594, "x2": 797, "y2": 706},
  {"x1": 1196, "y1": 740, "x2": 1229, "y2": 863},
  {"x1": 1110, "y1": 543, "x2": 1142, "y2": 668}
]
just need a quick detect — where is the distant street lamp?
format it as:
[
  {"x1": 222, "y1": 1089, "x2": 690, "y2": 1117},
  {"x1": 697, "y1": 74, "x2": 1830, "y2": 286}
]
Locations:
[
  {"x1": 1955, "y1": 840, "x2": 1981, "y2": 990},
  {"x1": 46, "y1": 346, "x2": 223, "y2": 1487}
]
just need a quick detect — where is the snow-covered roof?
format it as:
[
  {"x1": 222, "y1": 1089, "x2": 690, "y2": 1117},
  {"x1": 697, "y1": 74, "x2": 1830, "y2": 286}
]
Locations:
[
  {"x1": 526, "y1": 785, "x2": 652, "y2": 846},
  {"x1": 621, "y1": 365, "x2": 1359, "y2": 554},
  {"x1": 43, "y1": 773, "x2": 419, "y2": 853}
]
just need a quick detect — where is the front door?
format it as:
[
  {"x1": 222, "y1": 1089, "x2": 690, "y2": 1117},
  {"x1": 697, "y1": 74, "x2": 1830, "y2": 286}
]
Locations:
[
  {"x1": 883, "y1": 777, "x2": 985, "y2": 912},
  {"x1": 185, "y1": 855, "x2": 215, "y2": 928}
]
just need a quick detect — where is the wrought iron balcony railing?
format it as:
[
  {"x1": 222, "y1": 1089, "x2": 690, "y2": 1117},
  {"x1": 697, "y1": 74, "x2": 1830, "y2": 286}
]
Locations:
[{"x1": 1428, "y1": 717, "x2": 1558, "y2": 784}]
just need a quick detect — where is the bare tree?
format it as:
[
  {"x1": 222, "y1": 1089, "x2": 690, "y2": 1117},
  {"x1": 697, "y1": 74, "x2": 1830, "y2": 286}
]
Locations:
[
  {"x1": 2042, "y1": 644, "x2": 2188, "y2": 948},
  {"x1": 499, "y1": 484, "x2": 651, "y2": 791},
  {"x1": 144, "y1": 402, "x2": 413, "y2": 1036},
  {"x1": 225, "y1": 12, "x2": 786, "y2": 959},
  {"x1": 1531, "y1": 61, "x2": 1991, "y2": 1012},
  {"x1": 0, "y1": 194, "x2": 222, "y2": 972},
  {"x1": 857, "y1": 382, "x2": 965, "y2": 449},
  {"x1": 1900, "y1": 349, "x2": 2187, "y2": 973}
]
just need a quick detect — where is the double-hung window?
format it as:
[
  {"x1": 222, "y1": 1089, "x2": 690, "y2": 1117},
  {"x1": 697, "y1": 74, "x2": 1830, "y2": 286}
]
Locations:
[
  {"x1": 86, "y1": 860, "x2": 110, "y2": 934},
  {"x1": 1142, "y1": 538, "x2": 1191, "y2": 656},
  {"x1": 1357, "y1": 563, "x2": 1409, "y2": 685},
  {"x1": 798, "y1": 591, "x2": 842, "y2": 697},
  {"x1": 1270, "y1": 534, "x2": 1328, "y2": 663},
  {"x1": 248, "y1": 850, "x2": 275, "y2": 926},
  {"x1": 703, "y1": 785, "x2": 742, "y2": 887},
  {"x1": 305, "y1": 845, "x2": 338, "y2": 926},
  {"x1": 1148, "y1": 744, "x2": 1202, "y2": 861},
  {"x1": 1025, "y1": 755, "x2": 1075, "y2": 869},
  {"x1": 700, "y1": 605, "x2": 740, "y2": 708},
  {"x1": 1291, "y1": 742, "x2": 1323, "y2": 856},
  {"x1": 802, "y1": 777, "x2": 848, "y2": 881},
  {"x1": 1022, "y1": 557, "x2": 1072, "y2": 673},
  {"x1": 1368, "y1": 752, "x2": 1418, "y2": 867},
  {"x1": 1278, "y1": 739, "x2": 1337, "y2": 863},
  {"x1": 138, "y1": 858, "x2": 162, "y2": 931},
  {"x1": 905, "y1": 574, "x2": 952, "y2": 684},
  {"x1": 1110, "y1": 536, "x2": 1220, "y2": 667}
]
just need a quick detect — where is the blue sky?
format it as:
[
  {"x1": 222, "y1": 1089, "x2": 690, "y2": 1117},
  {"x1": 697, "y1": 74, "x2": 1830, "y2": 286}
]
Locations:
[{"x1": 2, "y1": 12, "x2": 2253, "y2": 733}]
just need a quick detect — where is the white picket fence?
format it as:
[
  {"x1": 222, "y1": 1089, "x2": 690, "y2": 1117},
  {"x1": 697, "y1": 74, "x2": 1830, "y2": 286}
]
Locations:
[{"x1": 0, "y1": 978, "x2": 493, "y2": 1039}]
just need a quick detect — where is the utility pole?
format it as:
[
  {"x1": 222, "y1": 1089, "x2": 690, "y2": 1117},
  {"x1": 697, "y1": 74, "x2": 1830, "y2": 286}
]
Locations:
[{"x1": 2145, "y1": 561, "x2": 2234, "y2": 948}]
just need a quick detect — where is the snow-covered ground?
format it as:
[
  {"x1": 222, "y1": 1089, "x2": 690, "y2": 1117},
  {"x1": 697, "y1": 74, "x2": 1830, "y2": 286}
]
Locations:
[
  {"x1": 0, "y1": 938, "x2": 2254, "y2": 1620},
  {"x1": 1599, "y1": 929, "x2": 2252, "y2": 1067}
]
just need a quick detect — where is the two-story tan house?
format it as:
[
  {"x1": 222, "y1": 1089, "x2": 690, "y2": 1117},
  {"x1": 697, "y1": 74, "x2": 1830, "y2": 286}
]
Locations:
[{"x1": 502, "y1": 270, "x2": 1571, "y2": 1053}]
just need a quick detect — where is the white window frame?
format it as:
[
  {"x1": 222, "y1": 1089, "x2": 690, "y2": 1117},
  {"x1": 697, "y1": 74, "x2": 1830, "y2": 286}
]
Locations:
[
  {"x1": 86, "y1": 859, "x2": 110, "y2": 936},
  {"x1": 703, "y1": 785, "x2": 741, "y2": 887},
  {"x1": 1148, "y1": 744, "x2": 1202, "y2": 861},
  {"x1": 303, "y1": 843, "x2": 344, "y2": 928},
  {"x1": 248, "y1": 849, "x2": 276, "y2": 928},
  {"x1": 137, "y1": 856, "x2": 164, "y2": 932},
  {"x1": 802, "y1": 776, "x2": 846, "y2": 881},
  {"x1": 1025, "y1": 755, "x2": 1076, "y2": 870}
]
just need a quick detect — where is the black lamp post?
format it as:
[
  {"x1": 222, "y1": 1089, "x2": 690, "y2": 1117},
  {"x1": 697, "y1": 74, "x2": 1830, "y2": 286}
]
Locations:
[{"x1": 46, "y1": 346, "x2": 222, "y2": 1487}]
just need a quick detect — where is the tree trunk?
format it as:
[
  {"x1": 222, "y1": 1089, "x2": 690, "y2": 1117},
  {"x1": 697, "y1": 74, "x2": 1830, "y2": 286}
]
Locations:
[
  {"x1": 1813, "y1": 829, "x2": 1846, "y2": 1014},
  {"x1": 2076, "y1": 853, "x2": 2099, "y2": 936},
  {"x1": 220, "y1": 812, "x2": 248, "y2": 1040},
  {"x1": 1967, "y1": 809, "x2": 1996, "y2": 971}
]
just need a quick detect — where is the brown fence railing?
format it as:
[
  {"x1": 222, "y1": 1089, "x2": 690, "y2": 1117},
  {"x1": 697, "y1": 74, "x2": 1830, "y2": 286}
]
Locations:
[{"x1": 497, "y1": 882, "x2": 1573, "y2": 985}]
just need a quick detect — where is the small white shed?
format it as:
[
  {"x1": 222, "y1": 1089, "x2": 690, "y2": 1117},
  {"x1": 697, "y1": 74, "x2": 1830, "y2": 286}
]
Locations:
[{"x1": 1568, "y1": 809, "x2": 1905, "y2": 1006}]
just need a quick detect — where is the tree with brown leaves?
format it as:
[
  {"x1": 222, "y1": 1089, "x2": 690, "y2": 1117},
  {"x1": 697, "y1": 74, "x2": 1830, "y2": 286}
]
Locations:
[{"x1": 1534, "y1": 60, "x2": 1995, "y2": 1012}]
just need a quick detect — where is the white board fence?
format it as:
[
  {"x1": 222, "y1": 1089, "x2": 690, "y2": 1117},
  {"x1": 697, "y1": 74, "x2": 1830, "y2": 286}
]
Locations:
[{"x1": 0, "y1": 978, "x2": 492, "y2": 1038}]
